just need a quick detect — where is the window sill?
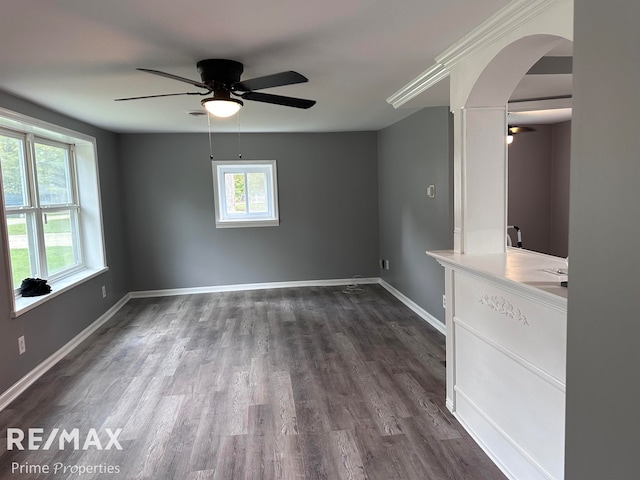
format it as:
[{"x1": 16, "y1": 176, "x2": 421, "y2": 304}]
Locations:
[
  {"x1": 215, "y1": 219, "x2": 279, "y2": 229},
  {"x1": 12, "y1": 267, "x2": 109, "y2": 318}
]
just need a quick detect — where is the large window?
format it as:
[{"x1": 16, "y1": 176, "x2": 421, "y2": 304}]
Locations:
[
  {"x1": 1, "y1": 131, "x2": 82, "y2": 290},
  {"x1": 212, "y1": 160, "x2": 279, "y2": 228},
  {"x1": 0, "y1": 107, "x2": 106, "y2": 316}
]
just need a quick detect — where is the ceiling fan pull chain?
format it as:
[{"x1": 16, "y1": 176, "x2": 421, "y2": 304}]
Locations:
[
  {"x1": 237, "y1": 112, "x2": 242, "y2": 159},
  {"x1": 207, "y1": 111, "x2": 214, "y2": 159}
]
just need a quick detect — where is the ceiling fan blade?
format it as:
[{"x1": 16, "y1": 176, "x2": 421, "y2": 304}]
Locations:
[
  {"x1": 234, "y1": 71, "x2": 308, "y2": 92},
  {"x1": 115, "y1": 92, "x2": 208, "y2": 101},
  {"x1": 241, "y1": 91, "x2": 316, "y2": 109},
  {"x1": 137, "y1": 68, "x2": 210, "y2": 89},
  {"x1": 508, "y1": 126, "x2": 536, "y2": 135}
]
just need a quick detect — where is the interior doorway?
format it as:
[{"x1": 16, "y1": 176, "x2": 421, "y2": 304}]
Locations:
[
  {"x1": 451, "y1": 31, "x2": 574, "y2": 255},
  {"x1": 506, "y1": 39, "x2": 573, "y2": 257}
]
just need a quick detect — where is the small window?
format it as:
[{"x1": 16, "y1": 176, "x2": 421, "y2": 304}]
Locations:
[{"x1": 212, "y1": 160, "x2": 279, "y2": 228}]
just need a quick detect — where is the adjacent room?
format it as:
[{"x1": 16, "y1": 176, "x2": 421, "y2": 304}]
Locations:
[{"x1": 1, "y1": 1, "x2": 639, "y2": 479}]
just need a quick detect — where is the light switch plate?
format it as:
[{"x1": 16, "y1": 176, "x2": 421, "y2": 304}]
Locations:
[{"x1": 427, "y1": 185, "x2": 436, "y2": 198}]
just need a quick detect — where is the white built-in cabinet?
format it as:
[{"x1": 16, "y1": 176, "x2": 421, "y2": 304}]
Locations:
[{"x1": 428, "y1": 248, "x2": 567, "y2": 480}]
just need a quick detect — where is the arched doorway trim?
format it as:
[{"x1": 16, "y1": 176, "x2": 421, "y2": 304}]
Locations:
[{"x1": 450, "y1": 2, "x2": 572, "y2": 253}]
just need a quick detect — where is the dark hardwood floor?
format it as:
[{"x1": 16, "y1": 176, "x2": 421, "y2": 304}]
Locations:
[{"x1": 0, "y1": 285, "x2": 506, "y2": 479}]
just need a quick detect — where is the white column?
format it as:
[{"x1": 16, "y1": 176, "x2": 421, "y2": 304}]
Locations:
[{"x1": 453, "y1": 106, "x2": 508, "y2": 254}]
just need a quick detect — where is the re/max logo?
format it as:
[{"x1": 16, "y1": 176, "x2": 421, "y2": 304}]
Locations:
[{"x1": 7, "y1": 428, "x2": 123, "y2": 451}]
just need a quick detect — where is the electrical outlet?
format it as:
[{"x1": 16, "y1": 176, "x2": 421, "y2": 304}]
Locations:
[
  {"x1": 101, "y1": 285, "x2": 107, "y2": 298},
  {"x1": 442, "y1": 294, "x2": 446, "y2": 309},
  {"x1": 384, "y1": 259, "x2": 390, "y2": 270},
  {"x1": 18, "y1": 336, "x2": 26, "y2": 355},
  {"x1": 427, "y1": 184, "x2": 436, "y2": 198},
  {"x1": 378, "y1": 259, "x2": 384, "y2": 269}
]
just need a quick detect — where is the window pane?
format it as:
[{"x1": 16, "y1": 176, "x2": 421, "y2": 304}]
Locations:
[
  {"x1": 0, "y1": 134, "x2": 29, "y2": 207},
  {"x1": 35, "y1": 142, "x2": 72, "y2": 205},
  {"x1": 213, "y1": 160, "x2": 278, "y2": 227},
  {"x1": 43, "y1": 210, "x2": 78, "y2": 275},
  {"x1": 224, "y1": 173, "x2": 246, "y2": 214},
  {"x1": 247, "y1": 172, "x2": 268, "y2": 213},
  {"x1": 6, "y1": 213, "x2": 38, "y2": 289}
]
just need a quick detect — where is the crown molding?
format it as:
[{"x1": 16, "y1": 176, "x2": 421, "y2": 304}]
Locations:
[
  {"x1": 435, "y1": 0, "x2": 561, "y2": 70},
  {"x1": 387, "y1": 0, "x2": 564, "y2": 109},
  {"x1": 386, "y1": 64, "x2": 449, "y2": 109}
]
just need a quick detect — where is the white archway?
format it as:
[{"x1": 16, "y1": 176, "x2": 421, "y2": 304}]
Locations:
[{"x1": 449, "y1": 2, "x2": 573, "y2": 253}]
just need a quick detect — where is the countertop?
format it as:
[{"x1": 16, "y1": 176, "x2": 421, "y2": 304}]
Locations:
[{"x1": 427, "y1": 247, "x2": 568, "y2": 307}]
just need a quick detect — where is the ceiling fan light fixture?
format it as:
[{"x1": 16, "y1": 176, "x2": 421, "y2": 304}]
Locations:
[{"x1": 201, "y1": 95, "x2": 243, "y2": 118}]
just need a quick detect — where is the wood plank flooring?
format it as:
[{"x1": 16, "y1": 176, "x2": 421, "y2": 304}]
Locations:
[{"x1": 0, "y1": 285, "x2": 506, "y2": 479}]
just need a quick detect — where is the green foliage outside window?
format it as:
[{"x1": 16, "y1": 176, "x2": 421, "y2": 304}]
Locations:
[{"x1": 1, "y1": 133, "x2": 78, "y2": 289}]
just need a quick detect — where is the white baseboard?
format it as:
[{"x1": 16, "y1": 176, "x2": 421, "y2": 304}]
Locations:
[
  {"x1": 0, "y1": 293, "x2": 131, "y2": 412},
  {"x1": 129, "y1": 277, "x2": 380, "y2": 298},
  {"x1": 1, "y1": 277, "x2": 444, "y2": 412},
  {"x1": 379, "y1": 279, "x2": 446, "y2": 336},
  {"x1": 132, "y1": 278, "x2": 446, "y2": 337}
]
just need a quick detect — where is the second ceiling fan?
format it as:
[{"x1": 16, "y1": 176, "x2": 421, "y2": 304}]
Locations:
[{"x1": 116, "y1": 59, "x2": 316, "y2": 117}]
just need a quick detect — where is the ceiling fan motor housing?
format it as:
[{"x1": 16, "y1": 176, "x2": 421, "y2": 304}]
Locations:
[{"x1": 197, "y1": 59, "x2": 243, "y2": 90}]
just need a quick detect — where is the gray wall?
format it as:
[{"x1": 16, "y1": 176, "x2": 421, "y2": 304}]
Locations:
[
  {"x1": 119, "y1": 132, "x2": 379, "y2": 291},
  {"x1": 550, "y1": 121, "x2": 571, "y2": 257},
  {"x1": 507, "y1": 121, "x2": 571, "y2": 257},
  {"x1": 0, "y1": 91, "x2": 129, "y2": 395},
  {"x1": 377, "y1": 107, "x2": 453, "y2": 324},
  {"x1": 508, "y1": 124, "x2": 553, "y2": 254},
  {"x1": 565, "y1": 1, "x2": 640, "y2": 478}
]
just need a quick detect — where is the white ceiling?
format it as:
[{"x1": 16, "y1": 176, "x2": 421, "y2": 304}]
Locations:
[{"x1": 0, "y1": 0, "x2": 570, "y2": 134}]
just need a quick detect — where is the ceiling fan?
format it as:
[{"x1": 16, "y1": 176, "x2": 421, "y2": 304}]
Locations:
[
  {"x1": 508, "y1": 126, "x2": 535, "y2": 135},
  {"x1": 115, "y1": 59, "x2": 316, "y2": 117},
  {"x1": 507, "y1": 125, "x2": 535, "y2": 144}
]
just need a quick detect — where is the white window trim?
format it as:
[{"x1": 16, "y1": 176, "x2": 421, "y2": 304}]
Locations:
[
  {"x1": 212, "y1": 159, "x2": 280, "y2": 228},
  {"x1": 3, "y1": 135, "x2": 84, "y2": 286},
  {"x1": 0, "y1": 107, "x2": 107, "y2": 317}
]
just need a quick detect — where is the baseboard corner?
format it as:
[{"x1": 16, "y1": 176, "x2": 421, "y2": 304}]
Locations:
[{"x1": 378, "y1": 279, "x2": 446, "y2": 336}]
